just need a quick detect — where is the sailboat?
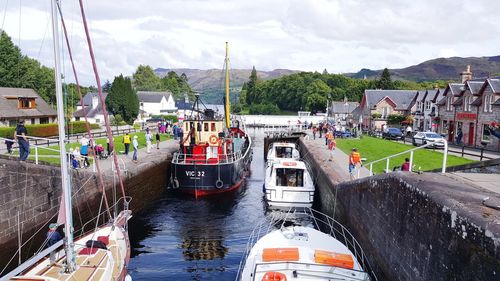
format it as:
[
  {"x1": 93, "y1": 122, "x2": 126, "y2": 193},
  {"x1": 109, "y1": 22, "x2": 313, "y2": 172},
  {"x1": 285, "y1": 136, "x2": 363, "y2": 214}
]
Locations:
[
  {"x1": 170, "y1": 42, "x2": 253, "y2": 197},
  {"x1": 2, "y1": 1, "x2": 131, "y2": 280}
]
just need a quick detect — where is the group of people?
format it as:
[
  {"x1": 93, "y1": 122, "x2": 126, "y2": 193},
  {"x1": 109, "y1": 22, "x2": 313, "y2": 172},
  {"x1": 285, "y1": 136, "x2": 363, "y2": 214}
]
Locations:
[{"x1": 122, "y1": 127, "x2": 163, "y2": 163}]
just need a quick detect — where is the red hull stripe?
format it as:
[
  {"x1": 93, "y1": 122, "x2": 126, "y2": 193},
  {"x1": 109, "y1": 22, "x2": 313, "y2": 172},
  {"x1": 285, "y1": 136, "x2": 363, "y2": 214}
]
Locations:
[{"x1": 180, "y1": 178, "x2": 245, "y2": 197}]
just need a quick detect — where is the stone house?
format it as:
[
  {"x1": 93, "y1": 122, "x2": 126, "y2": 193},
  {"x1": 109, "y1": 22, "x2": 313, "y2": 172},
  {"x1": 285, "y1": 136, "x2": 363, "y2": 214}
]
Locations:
[
  {"x1": 413, "y1": 89, "x2": 444, "y2": 132},
  {"x1": 0, "y1": 87, "x2": 57, "y2": 127},
  {"x1": 359, "y1": 90, "x2": 419, "y2": 130},
  {"x1": 470, "y1": 78, "x2": 500, "y2": 150},
  {"x1": 328, "y1": 98, "x2": 359, "y2": 127},
  {"x1": 436, "y1": 83, "x2": 464, "y2": 142}
]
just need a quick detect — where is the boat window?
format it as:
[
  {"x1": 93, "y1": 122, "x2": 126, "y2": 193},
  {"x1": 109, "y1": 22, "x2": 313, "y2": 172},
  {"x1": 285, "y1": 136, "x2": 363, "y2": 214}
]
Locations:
[
  {"x1": 197, "y1": 122, "x2": 202, "y2": 132},
  {"x1": 276, "y1": 147, "x2": 293, "y2": 158},
  {"x1": 204, "y1": 123, "x2": 209, "y2": 132},
  {"x1": 211, "y1": 123, "x2": 216, "y2": 131},
  {"x1": 189, "y1": 122, "x2": 194, "y2": 129},
  {"x1": 276, "y1": 168, "x2": 304, "y2": 187}
]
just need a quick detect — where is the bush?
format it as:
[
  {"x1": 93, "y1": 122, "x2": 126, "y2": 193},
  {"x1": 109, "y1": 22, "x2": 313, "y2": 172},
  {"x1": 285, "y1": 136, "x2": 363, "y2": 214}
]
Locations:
[
  {"x1": 371, "y1": 113, "x2": 382, "y2": 119},
  {"x1": 232, "y1": 104, "x2": 242, "y2": 113},
  {"x1": 0, "y1": 121, "x2": 100, "y2": 138},
  {"x1": 249, "y1": 103, "x2": 280, "y2": 115},
  {"x1": 387, "y1": 114, "x2": 405, "y2": 125}
]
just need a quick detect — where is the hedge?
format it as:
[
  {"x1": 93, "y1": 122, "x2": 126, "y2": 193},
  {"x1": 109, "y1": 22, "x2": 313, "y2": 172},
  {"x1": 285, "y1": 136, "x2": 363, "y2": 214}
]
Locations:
[{"x1": 0, "y1": 121, "x2": 100, "y2": 138}]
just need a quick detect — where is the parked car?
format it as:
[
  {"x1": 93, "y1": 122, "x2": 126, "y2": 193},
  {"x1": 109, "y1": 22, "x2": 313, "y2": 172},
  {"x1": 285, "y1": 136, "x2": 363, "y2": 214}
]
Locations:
[
  {"x1": 412, "y1": 132, "x2": 446, "y2": 148},
  {"x1": 334, "y1": 129, "x2": 352, "y2": 138},
  {"x1": 382, "y1": 128, "x2": 403, "y2": 140}
]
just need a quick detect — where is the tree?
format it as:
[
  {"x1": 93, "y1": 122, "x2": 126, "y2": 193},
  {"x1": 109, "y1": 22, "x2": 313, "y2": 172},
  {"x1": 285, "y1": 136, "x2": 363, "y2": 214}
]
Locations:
[
  {"x1": 245, "y1": 66, "x2": 258, "y2": 105},
  {"x1": 0, "y1": 30, "x2": 55, "y2": 104},
  {"x1": 102, "y1": 80, "x2": 112, "y2": 92},
  {"x1": 305, "y1": 79, "x2": 330, "y2": 113},
  {"x1": 377, "y1": 68, "x2": 393, "y2": 89},
  {"x1": 132, "y1": 65, "x2": 161, "y2": 91},
  {"x1": 106, "y1": 74, "x2": 139, "y2": 124}
]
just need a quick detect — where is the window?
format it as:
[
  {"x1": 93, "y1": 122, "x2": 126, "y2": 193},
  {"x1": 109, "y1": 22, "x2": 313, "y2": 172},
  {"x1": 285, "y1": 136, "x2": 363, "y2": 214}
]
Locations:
[
  {"x1": 425, "y1": 101, "x2": 431, "y2": 110},
  {"x1": 446, "y1": 96, "x2": 453, "y2": 111},
  {"x1": 275, "y1": 168, "x2": 304, "y2": 187},
  {"x1": 484, "y1": 95, "x2": 493, "y2": 113},
  {"x1": 482, "y1": 124, "x2": 491, "y2": 142},
  {"x1": 204, "y1": 123, "x2": 209, "y2": 132},
  {"x1": 276, "y1": 147, "x2": 293, "y2": 158},
  {"x1": 382, "y1": 107, "x2": 389, "y2": 119},
  {"x1": 18, "y1": 98, "x2": 35, "y2": 109},
  {"x1": 40, "y1": 117, "x2": 49, "y2": 124},
  {"x1": 211, "y1": 123, "x2": 216, "y2": 132}
]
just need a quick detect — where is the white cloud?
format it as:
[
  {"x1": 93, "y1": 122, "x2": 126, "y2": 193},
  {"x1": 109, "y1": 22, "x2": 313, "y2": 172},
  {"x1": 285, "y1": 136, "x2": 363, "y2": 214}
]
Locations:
[{"x1": 1, "y1": 0, "x2": 499, "y2": 85}]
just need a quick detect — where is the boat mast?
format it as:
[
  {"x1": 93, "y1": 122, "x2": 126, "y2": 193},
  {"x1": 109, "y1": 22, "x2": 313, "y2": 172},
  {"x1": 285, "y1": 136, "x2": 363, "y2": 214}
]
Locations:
[
  {"x1": 224, "y1": 42, "x2": 230, "y2": 128},
  {"x1": 50, "y1": 0, "x2": 76, "y2": 272}
]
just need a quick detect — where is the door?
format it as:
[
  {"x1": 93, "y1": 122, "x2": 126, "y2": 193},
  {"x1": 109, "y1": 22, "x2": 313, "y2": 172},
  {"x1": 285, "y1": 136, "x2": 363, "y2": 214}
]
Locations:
[
  {"x1": 448, "y1": 122, "x2": 454, "y2": 142},
  {"x1": 468, "y1": 123, "x2": 474, "y2": 146}
]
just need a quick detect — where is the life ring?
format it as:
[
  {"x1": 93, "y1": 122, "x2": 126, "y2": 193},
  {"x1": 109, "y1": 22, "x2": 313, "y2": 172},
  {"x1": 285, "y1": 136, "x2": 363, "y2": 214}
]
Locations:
[
  {"x1": 209, "y1": 135, "x2": 218, "y2": 145},
  {"x1": 172, "y1": 178, "x2": 179, "y2": 189},
  {"x1": 215, "y1": 179, "x2": 224, "y2": 189}
]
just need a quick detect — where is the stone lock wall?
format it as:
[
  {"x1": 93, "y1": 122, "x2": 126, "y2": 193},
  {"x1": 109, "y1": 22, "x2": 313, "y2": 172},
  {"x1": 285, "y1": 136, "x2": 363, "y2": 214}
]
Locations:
[
  {"x1": 299, "y1": 139, "x2": 500, "y2": 281},
  {"x1": 0, "y1": 153, "x2": 173, "y2": 265}
]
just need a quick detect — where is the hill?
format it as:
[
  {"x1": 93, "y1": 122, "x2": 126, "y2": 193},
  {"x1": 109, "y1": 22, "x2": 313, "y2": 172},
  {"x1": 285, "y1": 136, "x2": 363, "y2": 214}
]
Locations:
[
  {"x1": 348, "y1": 55, "x2": 500, "y2": 81},
  {"x1": 154, "y1": 68, "x2": 299, "y2": 103}
]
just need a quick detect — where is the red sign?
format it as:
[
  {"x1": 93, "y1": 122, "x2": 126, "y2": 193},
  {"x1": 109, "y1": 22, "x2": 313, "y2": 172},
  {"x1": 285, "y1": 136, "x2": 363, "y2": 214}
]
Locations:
[{"x1": 456, "y1": 112, "x2": 477, "y2": 120}]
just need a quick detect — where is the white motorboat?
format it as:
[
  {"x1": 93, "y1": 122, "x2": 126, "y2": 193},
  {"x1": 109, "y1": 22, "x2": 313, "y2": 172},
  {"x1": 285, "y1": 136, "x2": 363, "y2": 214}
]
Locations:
[
  {"x1": 237, "y1": 208, "x2": 375, "y2": 281},
  {"x1": 266, "y1": 142, "x2": 300, "y2": 165},
  {"x1": 264, "y1": 160, "x2": 314, "y2": 209}
]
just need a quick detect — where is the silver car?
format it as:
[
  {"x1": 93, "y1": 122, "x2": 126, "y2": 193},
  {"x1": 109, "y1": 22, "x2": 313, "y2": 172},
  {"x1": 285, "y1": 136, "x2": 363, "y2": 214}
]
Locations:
[{"x1": 412, "y1": 132, "x2": 446, "y2": 148}]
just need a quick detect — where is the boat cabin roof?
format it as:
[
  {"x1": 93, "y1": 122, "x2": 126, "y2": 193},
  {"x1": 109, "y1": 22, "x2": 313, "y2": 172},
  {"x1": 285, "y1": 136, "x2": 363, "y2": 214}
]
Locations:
[
  {"x1": 273, "y1": 160, "x2": 306, "y2": 169},
  {"x1": 271, "y1": 142, "x2": 297, "y2": 149}
]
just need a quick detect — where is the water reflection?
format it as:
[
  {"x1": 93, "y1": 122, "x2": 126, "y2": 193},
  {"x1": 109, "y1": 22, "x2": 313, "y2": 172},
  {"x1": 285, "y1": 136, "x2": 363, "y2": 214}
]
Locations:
[{"x1": 128, "y1": 129, "x2": 267, "y2": 281}]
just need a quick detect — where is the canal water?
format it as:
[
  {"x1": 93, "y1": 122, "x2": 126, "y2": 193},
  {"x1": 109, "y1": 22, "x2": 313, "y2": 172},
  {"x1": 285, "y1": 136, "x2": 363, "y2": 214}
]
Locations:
[{"x1": 128, "y1": 128, "x2": 268, "y2": 280}]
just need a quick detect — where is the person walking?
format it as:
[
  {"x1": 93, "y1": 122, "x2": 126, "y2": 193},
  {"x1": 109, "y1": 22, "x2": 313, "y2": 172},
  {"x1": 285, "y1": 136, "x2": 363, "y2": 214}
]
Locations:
[
  {"x1": 132, "y1": 135, "x2": 139, "y2": 162},
  {"x1": 348, "y1": 148, "x2": 362, "y2": 180},
  {"x1": 146, "y1": 131, "x2": 152, "y2": 153},
  {"x1": 14, "y1": 120, "x2": 30, "y2": 161},
  {"x1": 325, "y1": 130, "x2": 331, "y2": 146},
  {"x1": 123, "y1": 133, "x2": 131, "y2": 155},
  {"x1": 318, "y1": 122, "x2": 323, "y2": 138},
  {"x1": 155, "y1": 131, "x2": 160, "y2": 149},
  {"x1": 79, "y1": 136, "x2": 90, "y2": 167},
  {"x1": 455, "y1": 128, "x2": 463, "y2": 145},
  {"x1": 328, "y1": 137, "x2": 336, "y2": 161},
  {"x1": 312, "y1": 126, "x2": 317, "y2": 140}
]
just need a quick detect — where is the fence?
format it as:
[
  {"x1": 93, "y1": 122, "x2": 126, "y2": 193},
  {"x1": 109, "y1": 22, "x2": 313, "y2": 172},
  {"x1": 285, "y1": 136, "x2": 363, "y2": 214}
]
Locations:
[{"x1": 361, "y1": 139, "x2": 449, "y2": 177}]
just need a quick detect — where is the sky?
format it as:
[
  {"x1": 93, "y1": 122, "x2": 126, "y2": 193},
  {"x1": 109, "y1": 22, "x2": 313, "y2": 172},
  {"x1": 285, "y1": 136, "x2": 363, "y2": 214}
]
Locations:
[{"x1": 1, "y1": 0, "x2": 500, "y2": 86}]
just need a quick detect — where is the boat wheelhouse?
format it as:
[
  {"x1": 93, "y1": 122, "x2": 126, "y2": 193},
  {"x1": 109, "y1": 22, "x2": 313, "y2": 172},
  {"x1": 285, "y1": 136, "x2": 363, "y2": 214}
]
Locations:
[
  {"x1": 266, "y1": 142, "x2": 300, "y2": 165},
  {"x1": 264, "y1": 160, "x2": 314, "y2": 209}
]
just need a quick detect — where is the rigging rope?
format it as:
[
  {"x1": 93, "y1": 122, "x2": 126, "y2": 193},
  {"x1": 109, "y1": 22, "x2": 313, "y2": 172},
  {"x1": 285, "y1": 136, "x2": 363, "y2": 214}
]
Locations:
[
  {"x1": 56, "y1": 2, "x2": 112, "y2": 219},
  {"x1": 77, "y1": 0, "x2": 127, "y2": 200},
  {"x1": 0, "y1": 0, "x2": 8, "y2": 31}
]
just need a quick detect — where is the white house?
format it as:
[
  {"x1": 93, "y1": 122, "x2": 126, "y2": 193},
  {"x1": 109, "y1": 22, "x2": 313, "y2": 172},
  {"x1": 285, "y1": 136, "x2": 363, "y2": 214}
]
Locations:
[
  {"x1": 72, "y1": 92, "x2": 107, "y2": 124},
  {"x1": 137, "y1": 91, "x2": 177, "y2": 116}
]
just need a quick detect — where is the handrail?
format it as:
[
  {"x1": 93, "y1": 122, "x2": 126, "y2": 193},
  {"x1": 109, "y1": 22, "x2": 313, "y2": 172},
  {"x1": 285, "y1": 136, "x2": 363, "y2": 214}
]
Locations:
[
  {"x1": 0, "y1": 136, "x2": 97, "y2": 171},
  {"x1": 360, "y1": 139, "x2": 448, "y2": 177}
]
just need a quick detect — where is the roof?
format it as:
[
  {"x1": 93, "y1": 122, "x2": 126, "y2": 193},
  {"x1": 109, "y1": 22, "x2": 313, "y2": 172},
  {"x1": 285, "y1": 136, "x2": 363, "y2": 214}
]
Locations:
[
  {"x1": 452, "y1": 97, "x2": 463, "y2": 106},
  {"x1": 137, "y1": 91, "x2": 172, "y2": 103},
  {"x1": 493, "y1": 98, "x2": 500, "y2": 106},
  {"x1": 416, "y1": 91, "x2": 427, "y2": 102},
  {"x1": 330, "y1": 101, "x2": 359, "y2": 114},
  {"x1": 274, "y1": 160, "x2": 307, "y2": 170},
  {"x1": 0, "y1": 87, "x2": 57, "y2": 119},
  {"x1": 80, "y1": 92, "x2": 108, "y2": 106},
  {"x1": 73, "y1": 92, "x2": 109, "y2": 118},
  {"x1": 363, "y1": 90, "x2": 418, "y2": 111},
  {"x1": 431, "y1": 89, "x2": 445, "y2": 103},
  {"x1": 176, "y1": 99, "x2": 193, "y2": 110},
  {"x1": 488, "y1": 79, "x2": 500, "y2": 94},
  {"x1": 466, "y1": 81, "x2": 484, "y2": 96},
  {"x1": 449, "y1": 83, "x2": 465, "y2": 97}
]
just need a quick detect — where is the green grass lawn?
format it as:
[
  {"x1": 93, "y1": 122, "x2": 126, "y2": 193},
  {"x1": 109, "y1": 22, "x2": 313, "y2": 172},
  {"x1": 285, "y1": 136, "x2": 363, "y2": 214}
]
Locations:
[
  {"x1": 336, "y1": 136, "x2": 474, "y2": 174},
  {"x1": 8, "y1": 132, "x2": 172, "y2": 165}
]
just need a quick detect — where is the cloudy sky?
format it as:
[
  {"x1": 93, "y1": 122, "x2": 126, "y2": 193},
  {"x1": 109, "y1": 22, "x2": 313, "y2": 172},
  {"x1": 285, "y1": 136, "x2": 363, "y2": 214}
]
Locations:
[{"x1": 2, "y1": 0, "x2": 499, "y2": 85}]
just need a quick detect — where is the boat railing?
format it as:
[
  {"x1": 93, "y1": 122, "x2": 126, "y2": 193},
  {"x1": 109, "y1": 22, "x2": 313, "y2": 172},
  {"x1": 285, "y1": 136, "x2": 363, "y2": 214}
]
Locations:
[
  {"x1": 76, "y1": 196, "x2": 132, "y2": 237},
  {"x1": 235, "y1": 207, "x2": 378, "y2": 281}
]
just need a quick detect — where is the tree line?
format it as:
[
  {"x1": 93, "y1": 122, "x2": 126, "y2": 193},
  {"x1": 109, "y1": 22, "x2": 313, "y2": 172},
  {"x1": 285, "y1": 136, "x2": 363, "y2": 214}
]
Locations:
[{"x1": 236, "y1": 67, "x2": 450, "y2": 114}]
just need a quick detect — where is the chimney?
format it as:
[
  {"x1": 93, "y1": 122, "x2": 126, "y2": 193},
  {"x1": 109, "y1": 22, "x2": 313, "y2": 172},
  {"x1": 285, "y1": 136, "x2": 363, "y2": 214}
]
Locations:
[
  {"x1": 460, "y1": 65, "x2": 472, "y2": 83},
  {"x1": 91, "y1": 94, "x2": 98, "y2": 109}
]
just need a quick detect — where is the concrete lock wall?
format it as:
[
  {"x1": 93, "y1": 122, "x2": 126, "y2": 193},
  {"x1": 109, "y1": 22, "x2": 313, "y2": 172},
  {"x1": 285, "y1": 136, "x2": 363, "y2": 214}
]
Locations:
[
  {"x1": 299, "y1": 138, "x2": 500, "y2": 281},
  {"x1": 0, "y1": 154, "x2": 172, "y2": 265}
]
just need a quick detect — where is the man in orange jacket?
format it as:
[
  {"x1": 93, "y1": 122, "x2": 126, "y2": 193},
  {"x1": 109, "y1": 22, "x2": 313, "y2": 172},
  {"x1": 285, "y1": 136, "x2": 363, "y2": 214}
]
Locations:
[{"x1": 349, "y1": 148, "x2": 362, "y2": 179}]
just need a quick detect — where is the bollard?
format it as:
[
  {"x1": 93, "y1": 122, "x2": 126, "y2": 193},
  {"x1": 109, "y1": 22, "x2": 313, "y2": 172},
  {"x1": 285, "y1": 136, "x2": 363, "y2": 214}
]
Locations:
[
  {"x1": 386, "y1": 158, "x2": 390, "y2": 173},
  {"x1": 409, "y1": 151, "x2": 414, "y2": 172}
]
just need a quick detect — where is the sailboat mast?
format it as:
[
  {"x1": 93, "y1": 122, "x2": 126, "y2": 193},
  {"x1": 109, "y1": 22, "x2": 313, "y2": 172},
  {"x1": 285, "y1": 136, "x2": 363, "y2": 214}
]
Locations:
[
  {"x1": 50, "y1": 0, "x2": 76, "y2": 271},
  {"x1": 224, "y1": 42, "x2": 230, "y2": 128}
]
